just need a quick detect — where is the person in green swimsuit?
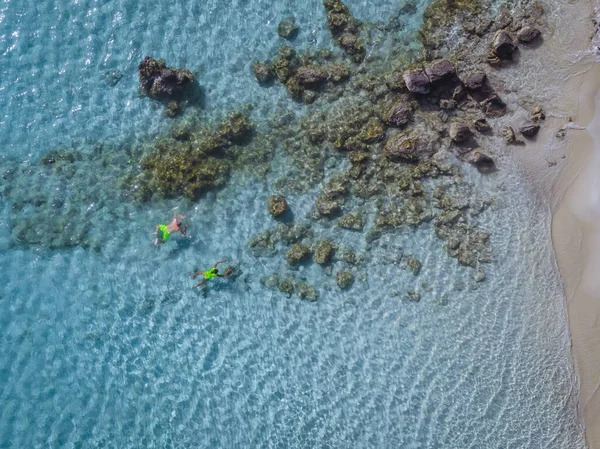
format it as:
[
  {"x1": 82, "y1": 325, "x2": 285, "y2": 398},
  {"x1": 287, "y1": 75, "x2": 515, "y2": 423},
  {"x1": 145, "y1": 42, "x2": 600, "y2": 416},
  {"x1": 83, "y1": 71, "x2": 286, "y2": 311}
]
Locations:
[
  {"x1": 153, "y1": 213, "x2": 188, "y2": 245},
  {"x1": 190, "y1": 259, "x2": 233, "y2": 288}
]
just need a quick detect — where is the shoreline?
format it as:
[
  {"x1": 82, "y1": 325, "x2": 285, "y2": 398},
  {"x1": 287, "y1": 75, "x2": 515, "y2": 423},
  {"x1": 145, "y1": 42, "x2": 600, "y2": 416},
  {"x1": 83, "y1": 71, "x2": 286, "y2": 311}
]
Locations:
[{"x1": 552, "y1": 62, "x2": 600, "y2": 448}]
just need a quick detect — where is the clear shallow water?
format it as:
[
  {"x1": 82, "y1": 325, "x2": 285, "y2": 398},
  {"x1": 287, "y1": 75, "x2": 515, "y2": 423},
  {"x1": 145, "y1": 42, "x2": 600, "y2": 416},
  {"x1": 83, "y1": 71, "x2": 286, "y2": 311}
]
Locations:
[{"x1": 0, "y1": 0, "x2": 587, "y2": 448}]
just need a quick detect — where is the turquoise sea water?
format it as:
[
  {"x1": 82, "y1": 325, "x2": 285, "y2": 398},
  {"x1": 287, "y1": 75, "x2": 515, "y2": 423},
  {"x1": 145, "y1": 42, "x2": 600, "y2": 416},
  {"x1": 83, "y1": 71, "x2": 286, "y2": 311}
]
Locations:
[{"x1": 0, "y1": 0, "x2": 587, "y2": 448}]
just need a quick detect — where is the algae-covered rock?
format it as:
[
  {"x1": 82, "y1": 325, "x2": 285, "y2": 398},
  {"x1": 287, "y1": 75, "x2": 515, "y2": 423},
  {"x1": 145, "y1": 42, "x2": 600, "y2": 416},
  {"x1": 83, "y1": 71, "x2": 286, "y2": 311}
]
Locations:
[
  {"x1": 406, "y1": 290, "x2": 421, "y2": 302},
  {"x1": 267, "y1": 195, "x2": 288, "y2": 217},
  {"x1": 384, "y1": 134, "x2": 431, "y2": 162},
  {"x1": 314, "y1": 240, "x2": 334, "y2": 265},
  {"x1": 384, "y1": 103, "x2": 412, "y2": 127},
  {"x1": 286, "y1": 243, "x2": 312, "y2": 265},
  {"x1": 295, "y1": 65, "x2": 328, "y2": 87},
  {"x1": 164, "y1": 101, "x2": 181, "y2": 118},
  {"x1": 338, "y1": 213, "x2": 364, "y2": 231},
  {"x1": 336, "y1": 271, "x2": 354, "y2": 289},
  {"x1": 316, "y1": 194, "x2": 342, "y2": 217}
]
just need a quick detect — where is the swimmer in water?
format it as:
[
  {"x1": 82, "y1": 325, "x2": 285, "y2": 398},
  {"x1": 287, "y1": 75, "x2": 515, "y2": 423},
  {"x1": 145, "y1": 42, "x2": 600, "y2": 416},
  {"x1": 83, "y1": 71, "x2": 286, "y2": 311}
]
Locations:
[
  {"x1": 189, "y1": 259, "x2": 233, "y2": 288},
  {"x1": 153, "y1": 213, "x2": 188, "y2": 245}
]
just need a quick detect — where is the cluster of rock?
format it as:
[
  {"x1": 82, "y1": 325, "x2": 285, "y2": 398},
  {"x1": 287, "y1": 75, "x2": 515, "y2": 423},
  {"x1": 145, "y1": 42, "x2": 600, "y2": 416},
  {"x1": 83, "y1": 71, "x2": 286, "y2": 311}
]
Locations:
[
  {"x1": 252, "y1": 46, "x2": 351, "y2": 103},
  {"x1": 323, "y1": 0, "x2": 366, "y2": 62}
]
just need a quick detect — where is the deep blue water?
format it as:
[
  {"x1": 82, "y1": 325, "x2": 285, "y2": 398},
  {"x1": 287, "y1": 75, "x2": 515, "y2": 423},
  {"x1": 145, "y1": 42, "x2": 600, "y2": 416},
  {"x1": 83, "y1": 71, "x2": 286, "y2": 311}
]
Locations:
[{"x1": 0, "y1": 0, "x2": 587, "y2": 448}]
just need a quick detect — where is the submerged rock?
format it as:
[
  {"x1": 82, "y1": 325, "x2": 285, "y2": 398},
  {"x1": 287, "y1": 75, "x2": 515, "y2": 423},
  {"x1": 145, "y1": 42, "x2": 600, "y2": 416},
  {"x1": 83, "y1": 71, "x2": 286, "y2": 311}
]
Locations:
[
  {"x1": 407, "y1": 257, "x2": 422, "y2": 275},
  {"x1": 314, "y1": 240, "x2": 334, "y2": 264},
  {"x1": 295, "y1": 65, "x2": 328, "y2": 87},
  {"x1": 336, "y1": 271, "x2": 354, "y2": 289},
  {"x1": 252, "y1": 62, "x2": 274, "y2": 84},
  {"x1": 267, "y1": 195, "x2": 288, "y2": 217},
  {"x1": 316, "y1": 194, "x2": 342, "y2": 217},
  {"x1": 277, "y1": 17, "x2": 299, "y2": 39},
  {"x1": 286, "y1": 243, "x2": 312, "y2": 266},
  {"x1": 473, "y1": 118, "x2": 491, "y2": 133},
  {"x1": 338, "y1": 213, "x2": 364, "y2": 231},
  {"x1": 138, "y1": 56, "x2": 194, "y2": 99}
]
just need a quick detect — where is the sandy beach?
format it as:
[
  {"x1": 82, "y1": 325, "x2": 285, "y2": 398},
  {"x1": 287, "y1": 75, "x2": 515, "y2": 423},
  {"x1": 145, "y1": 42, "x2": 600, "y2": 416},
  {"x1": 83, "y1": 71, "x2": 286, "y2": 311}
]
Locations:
[
  {"x1": 553, "y1": 64, "x2": 600, "y2": 448},
  {"x1": 539, "y1": 2, "x2": 600, "y2": 446}
]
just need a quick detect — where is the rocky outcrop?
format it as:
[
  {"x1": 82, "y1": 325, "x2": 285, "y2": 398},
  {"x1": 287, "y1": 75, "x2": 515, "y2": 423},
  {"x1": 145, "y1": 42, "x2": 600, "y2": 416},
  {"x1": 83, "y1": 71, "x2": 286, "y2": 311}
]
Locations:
[{"x1": 138, "y1": 57, "x2": 194, "y2": 99}]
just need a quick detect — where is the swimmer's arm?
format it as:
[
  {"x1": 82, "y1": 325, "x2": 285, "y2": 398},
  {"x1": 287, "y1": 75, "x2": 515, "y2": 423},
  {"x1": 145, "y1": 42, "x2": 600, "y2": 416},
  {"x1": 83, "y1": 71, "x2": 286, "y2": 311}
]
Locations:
[
  {"x1": 214, "y1": 259, "x2": 227, "y2": 268},
  {"x1": 174, "y1": 213, "x2": 186, "y2": 219}
]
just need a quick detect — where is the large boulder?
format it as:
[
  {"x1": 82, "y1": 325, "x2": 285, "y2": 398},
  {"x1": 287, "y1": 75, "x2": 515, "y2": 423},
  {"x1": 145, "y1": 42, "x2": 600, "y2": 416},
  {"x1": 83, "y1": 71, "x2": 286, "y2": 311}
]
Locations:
[
  {"x1": 402, "y1": 69, "x2": 431, "y2": 94},
  {"x1": 491, "y1": 31, "x2": 517, "y2": 60},
  {"x1": 449, "y1": 124, "x2": 472, "y2": 143},
  {"x1": 467, "y1": 151, "x2": 496, "y2": 173},
  {"x1": 138, "y1": 57, "x2": 194, "y2": 99},
  {"x1": 462, "y1": 71, "x2": 487, "y2": 91},
  {"x1": 424, "y1": 60, "x2": 456, "y2": 84},
  {"x1": 516, "y1": 25, "x2": 541, "y2": 43}
]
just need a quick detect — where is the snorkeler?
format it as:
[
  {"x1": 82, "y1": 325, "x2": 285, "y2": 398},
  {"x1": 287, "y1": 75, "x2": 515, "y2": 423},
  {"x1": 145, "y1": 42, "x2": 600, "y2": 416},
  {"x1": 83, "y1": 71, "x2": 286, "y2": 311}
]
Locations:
[
  {"x1": 189, "y1": 259, "x2": 233, "y2": 288},
  {"x1": 153, "y1": 213, "x2": 188, "y2": 245}
]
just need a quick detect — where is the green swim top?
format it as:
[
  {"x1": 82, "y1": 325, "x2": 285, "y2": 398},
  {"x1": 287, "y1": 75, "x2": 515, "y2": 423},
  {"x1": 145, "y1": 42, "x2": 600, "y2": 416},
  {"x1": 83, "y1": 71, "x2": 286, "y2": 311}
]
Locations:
[
  {"x1": 158, "y1": 224, "x2": 170, "y2": 242},
  {"x1": 204, "y1": 268, "x2": 218, "y2": 280}
]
